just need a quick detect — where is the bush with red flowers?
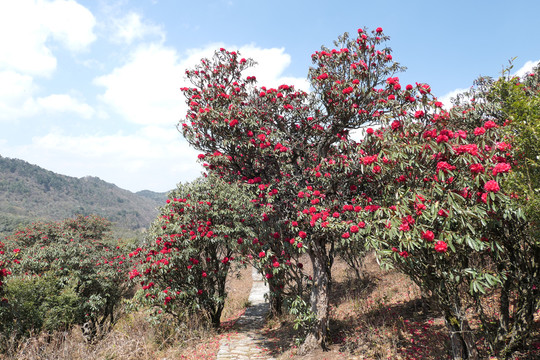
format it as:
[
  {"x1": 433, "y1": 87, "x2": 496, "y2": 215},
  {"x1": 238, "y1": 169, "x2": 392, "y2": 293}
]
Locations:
[
  {"x1": 132, "y1": 175, "x2": 260, "y2": 328},
  {"x1": 0, "y1": 215, "x2": 133, "y2": 344},
  {"x1": 356, "y1": 69, "x2": 538, "y2": 358}
]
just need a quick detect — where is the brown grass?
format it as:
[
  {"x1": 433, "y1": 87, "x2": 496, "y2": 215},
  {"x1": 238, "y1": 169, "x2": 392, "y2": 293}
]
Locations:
[
  {"x1": 0, "y1": 264, "x2": 252, "y2": 360},
  {"x1": 260, "y1": 252, "x2": 539, "y2": 360},
  {"x1": 1, "y1": 257, "x2": 538, "y2": 359}
]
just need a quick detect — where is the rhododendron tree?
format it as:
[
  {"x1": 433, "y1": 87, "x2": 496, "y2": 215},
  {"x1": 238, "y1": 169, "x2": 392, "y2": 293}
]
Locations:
[
  {"x1": 176, "y1": 26, "x2": 538, "y2": 357},
  {"x1": 1, "y1": 215, "x2": 132, "y2": 341},
  {"x1": 134, "y1": 175, "x2": 259, "y2": 327},
  {"x1": 358, "y1": 68, "x2": 538, "y2": 358},
  {"x1": 179, "y1": 27, "x2": 410, "y2": 350},
  {"x1": 479, "y1": 65, "x2": 540, "y2": 356}
]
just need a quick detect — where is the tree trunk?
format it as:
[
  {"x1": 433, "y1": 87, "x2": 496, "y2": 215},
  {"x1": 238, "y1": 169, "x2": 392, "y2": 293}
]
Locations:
[
  {"x1": 268, "y1": 288, "x2": 283, "y2": 317},
  {"x1": 300, "y1": 242, "x2": 331, "y2": 353},
  {"x1": 444, "y1": 310, "x2": 478, "y2": 360},
  {"x1": 209, "y1": 302, "x2": 224, "y2": 328}
]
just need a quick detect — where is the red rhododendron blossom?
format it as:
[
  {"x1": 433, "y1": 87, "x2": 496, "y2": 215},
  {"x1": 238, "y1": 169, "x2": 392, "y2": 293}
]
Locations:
[
  {"x1": 259, "y1": 251, "x2": 266, "y2": 258},
  {"x1": 317, "y1": 73, "x2": 329, "y2": 80},
  {"x1": 455, "y1": 130, "x2": 467, "y2": 139},
  {"x1": 436, "y1": 134, "x2": 449, "y2": 143},
  {"x1": 366, "y1": 128, "x2": 374, "y2": 135},
  {"x1": 422, "y1": 230, "x2": 435, "y2": 242},
  {"x1": 299, "y1": 231, "x2": 307, "y2": 239},
  {"x1": 376, "y1": 27, "x2": 383, "y2": 33},
  {"x1": 438, "y1": 209, "x2": 449, "y2": 217},
  {"x1": 484, "y1": 120, "x2": 498, "y2": 129},
  {"x1": 399, "y1": 222, "x2": 410, "y2": 231},
  {"x1": 361, "y1": 154, "x2": 378, "y2": 165},
  {"x1": 484, "y1": 180, "x2": 500, "y2": 193},
  {"x1": 342, "y1": 232, "x2": 350, "y2": 239},
  {"x1": 470, "y1": 163, "x2": 485, "y2": 174},
  {"x1": 391, "y1": 120, "x2": 402, "y2": 130},
  {"x1": 497, "y1": 142, "x2": 512, "y2": 151},
  {"x1": 474, "y1": 127, "x2": 486, "y2": 136},
  {"x1": 436, "y1": 161, "x2": 456, "y2": 173},
  {"x1": 480, "y1": 192, "x2": 488, "y2": 203},
  {"x1": 434, "y1": 240, "x2": 448, "y2": 253},
  {"x1": 350, "y1": 225, "x2": 359, "y2": 233},
  {"x1": 492, "y1": 162, "x2": 511, "y2": 175},
  {"x1": 454, "y1": 144, "x2": 478, "y2": 156}
]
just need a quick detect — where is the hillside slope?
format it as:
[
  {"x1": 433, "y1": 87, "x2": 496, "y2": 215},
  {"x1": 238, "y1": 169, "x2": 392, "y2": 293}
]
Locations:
[{"x1": 0, "y1": 155, "x2": 168, "y2": 235}]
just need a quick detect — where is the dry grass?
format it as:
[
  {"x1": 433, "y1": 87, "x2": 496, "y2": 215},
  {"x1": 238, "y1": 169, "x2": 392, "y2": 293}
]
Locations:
[
  {"x1": 0, "y1": 264, "x2": 252, "y2": 360},
  {"x1": 260, "y1": 252, "x2": 540, "y2": 360},
  {"x1": 1, "y1": 257, "x2": 538, "y2": 359},
  {"x1": 259, "y1": 253, "x2": 449, "y2": 359}
]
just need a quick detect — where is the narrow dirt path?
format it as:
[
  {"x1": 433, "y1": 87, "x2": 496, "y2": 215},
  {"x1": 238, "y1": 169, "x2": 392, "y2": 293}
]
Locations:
[{"x1": 216, "y1": 267, "x2": 276, "y2": 360}]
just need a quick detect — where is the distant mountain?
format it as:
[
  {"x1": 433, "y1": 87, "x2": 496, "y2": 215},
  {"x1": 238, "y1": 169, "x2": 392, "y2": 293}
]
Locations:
[{"x1": 0, "y1": 155, "x2": 169, "y2": 236}]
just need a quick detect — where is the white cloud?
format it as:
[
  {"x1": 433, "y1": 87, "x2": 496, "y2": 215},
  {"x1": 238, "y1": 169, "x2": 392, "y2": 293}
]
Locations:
[
  {"x1": 111, "y1": 12, "x2": 165, "y2": 44},
  {"x1": 437, "y1": 59, "x2": 540, "y2": 111},
  {"x1": 4, "y1": 129, "x2": 201, "y2": 192},
  {"x1": 0, "y1": 70, "x2": 94, "y2": 121},
  {"x1": 94, "y1": 42, "x2": 309, "y2": 127},
  {"x1": 37, "y1": 94, "x2": 95, "y2": 119},
  {"x1": 0, "y1": 71, "x2": 37, "y2": 104},
  {"x1": 0, "y1": 70, "x2": 40, "y2": 121},
  {"x1": 0, "y1": 1, "x2": 96, "y2": 121},
  {"x1": 0, "y1": 0, "x2": 96, "y2": 76},
  {"x1": 237, "y1": 45, "x2": 310, "y2": 91},
  {"x1": 94, "y1": 42, "x2": 185, "y2": 126},
  {"x1": 513, "y1": 60, "x2": 539, "y2": 79},
  {"x1": 438, "y1": 87, "x2": 470, "y2": 110}
]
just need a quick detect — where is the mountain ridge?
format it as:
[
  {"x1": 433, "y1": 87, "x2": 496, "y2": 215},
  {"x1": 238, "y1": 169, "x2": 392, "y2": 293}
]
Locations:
[{"x1": 0, "y1": 155, "x2": 169, "y2": 236}]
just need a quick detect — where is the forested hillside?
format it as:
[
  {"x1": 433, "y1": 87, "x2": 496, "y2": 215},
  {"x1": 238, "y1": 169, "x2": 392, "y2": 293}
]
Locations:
[{"x1": 0, "y1": 155, "x2": 168, "y2": 236}]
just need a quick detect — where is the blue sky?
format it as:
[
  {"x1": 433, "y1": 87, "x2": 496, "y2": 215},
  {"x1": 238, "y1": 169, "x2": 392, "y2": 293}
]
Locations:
[{"x1": 0, "y1": 0, "x2": 539, "y2": 192}]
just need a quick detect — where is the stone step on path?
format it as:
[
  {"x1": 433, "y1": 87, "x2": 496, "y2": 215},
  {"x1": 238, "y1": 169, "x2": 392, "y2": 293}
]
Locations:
[{"x1": 216, "y1": 267, "x2": 276, "y2": 360}]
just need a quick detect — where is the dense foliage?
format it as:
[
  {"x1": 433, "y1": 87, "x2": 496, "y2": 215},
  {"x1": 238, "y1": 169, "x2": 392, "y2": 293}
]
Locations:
[
  {"x1": 179, "y1": 27, "x2": 406, "y2": 350},
  {"x1": 132, "y1": 175, "x2": 259, "y2": 327},
  {"x1": 177, "y1": 27, "x2": 539, "y2": 358},
  {"x1": 0, "y1": 215, "x2": 134, "y2": 345}
]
